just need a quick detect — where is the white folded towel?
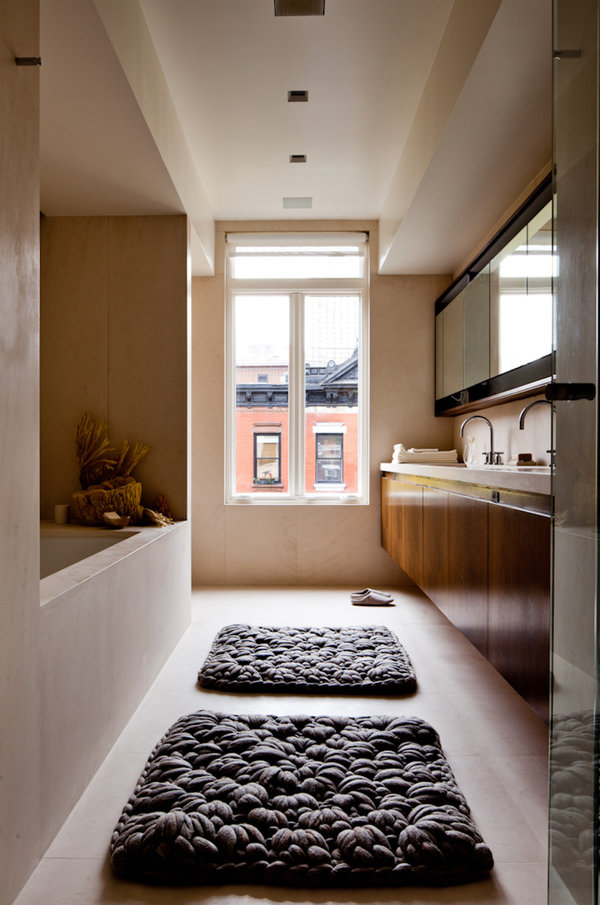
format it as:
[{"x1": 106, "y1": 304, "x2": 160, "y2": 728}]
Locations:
[{"x1": 392, "y1": 443, "x2": 458, "y2": 465}]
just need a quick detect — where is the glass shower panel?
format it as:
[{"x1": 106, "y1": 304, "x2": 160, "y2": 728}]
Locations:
[{"x1": 549, "y1": 1, "x2": 599, "y2": 903}]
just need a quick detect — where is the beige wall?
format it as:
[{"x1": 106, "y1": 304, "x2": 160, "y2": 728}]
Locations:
[
  {"x1": 0, "y1": 1, "x2": 42, "y2": 902},
  {"x1": 191, "y1": 221, "x2": 452, "y2": 586},
  {"x1": 40, "y1": 214, "x2": 190, "y2": 520}
]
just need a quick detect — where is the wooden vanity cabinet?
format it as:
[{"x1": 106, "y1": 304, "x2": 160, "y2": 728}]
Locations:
[
  {"x1": 381, "y1": 473, "x2": 550, "y2": 721},
  {"x1": 444, "y1": 494, "x2": 490, "y2": 657},
  {"x1": 381, "y1": 477, "x2": 423, "y2": 586},
  {"x1": 488, "y1": 505, "x2": 551, "y2": 722}
]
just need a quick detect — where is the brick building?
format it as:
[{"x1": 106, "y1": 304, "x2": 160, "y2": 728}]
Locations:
[{"x1": 235, "y1": 351, "x2": 358, "y2": 494}]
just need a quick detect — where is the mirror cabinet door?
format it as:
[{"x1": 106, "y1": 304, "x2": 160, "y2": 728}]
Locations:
[
  {"x1": 434, "y1": 186, "x2": 553, "y2": 413},
  {"x1": 464, "y1": 265, "x2": 490, "y2": 388}
]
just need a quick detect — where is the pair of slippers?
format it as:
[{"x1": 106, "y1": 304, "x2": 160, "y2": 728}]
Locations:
[{"x1": 350, "y1": 588, "x2": 395, "y2": 606}]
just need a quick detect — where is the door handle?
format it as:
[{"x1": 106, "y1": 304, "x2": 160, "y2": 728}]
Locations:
[{"x1": 545, "y1": 383, "x2": 596, "y2": 401}]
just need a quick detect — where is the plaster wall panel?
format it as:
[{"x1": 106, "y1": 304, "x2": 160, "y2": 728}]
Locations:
[
  {"x1": 40, "y1": 216, "x2": 109, "y2": 516},
  {"x1": 369, "y1": 271, "x2": 453, "y2": 461},
  {"x1": 0, "y1": 1, "x2": 42, "y2": 901},
  {"x1": 191, "y1": 274, "x2": 226, "y2": 508},
  {"x1": 40, "y1": 214, "x2": 189, "y2": 520},
  {"x1": 191, "y1": 503, "x2": 226, "y2": 585},
  {"x1": 295, "y1": 504, "x2": 400, "y2": 586},
  {"x1": 224, "y1": 506, "x2": 299, "y2": 586},
  {"x1": 107, "y1": 215, "x2": 189, "y2": 519}
]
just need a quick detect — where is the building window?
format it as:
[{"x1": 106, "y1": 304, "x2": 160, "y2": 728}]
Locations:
[
  {"x1": 254, "y1": 433, "x2": 281, "y2": 484},
  {"x1": 315, "y1": 433, "x2": 343, "y2": 485},
  {"x1": 226, "y1": 232, "x2": 369, "y2": 504}
]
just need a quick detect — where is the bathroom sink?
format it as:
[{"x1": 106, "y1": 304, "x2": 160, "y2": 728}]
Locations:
[{"x1": 470, "y1": 465, "x2": 551, "y2": 474}]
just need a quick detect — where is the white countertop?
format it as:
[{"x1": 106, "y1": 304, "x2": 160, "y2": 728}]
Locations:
[{"x1": 380, "y1": 462, "x2": 551, "y2": 495}]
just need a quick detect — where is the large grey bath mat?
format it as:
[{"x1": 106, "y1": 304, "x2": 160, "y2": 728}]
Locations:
[
  {"x1": 197, "y1": 624, "x2": 417, "y2": 694},
  {"x1": 111, "y1": 710, "x2": 493, "y2": 887}
]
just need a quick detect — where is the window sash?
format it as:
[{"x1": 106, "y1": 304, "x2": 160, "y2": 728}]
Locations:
[
  {"x1": 227, "y1": 232, "x2": 368, "y2": 285},
  {"x1": 225, "y1": 237, "x2": 368, "y2": 506},
  {"x1": 315, "y1": 434, "x2": 344, "y2": 484},
  {"x1": 254, "y1": 433, "x2": 281, "y2": 483}
]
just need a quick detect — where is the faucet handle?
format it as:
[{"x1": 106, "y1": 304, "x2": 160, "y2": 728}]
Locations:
[
  {"x1": 482, "y1": 451, "x2": 491, "y2": 465},
  {"x1": 494, "y1": 452, "x2": 504, "y2": 465}
]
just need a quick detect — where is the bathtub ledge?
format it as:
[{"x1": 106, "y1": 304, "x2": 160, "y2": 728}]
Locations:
[{"x1": 40, "y1": 520, "x2": 187, "y2": 606}]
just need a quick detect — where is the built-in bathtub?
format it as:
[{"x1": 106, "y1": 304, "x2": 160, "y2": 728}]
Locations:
[
  {"x1": 40, "y1": 527, "x2": 138, "y2": 579},
  {"x1": 38, "y1": 519, "x2": 191, "y2": 853}
]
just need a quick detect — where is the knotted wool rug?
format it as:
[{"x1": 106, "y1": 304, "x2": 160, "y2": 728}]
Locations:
[{"x1": 111, "y1": 710, "x2": 493, "y2": 887}]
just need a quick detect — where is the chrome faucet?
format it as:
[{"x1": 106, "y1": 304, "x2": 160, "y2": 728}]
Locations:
[
  {"x1": 460, "y1": 415, "x2": 502, "y2": 465},
  {"x1": 518, "y1": 399, "x2": 554, "y2": 465},
  {"x1": 518, "y1": 398, "x2": 552, "y2": 429}
]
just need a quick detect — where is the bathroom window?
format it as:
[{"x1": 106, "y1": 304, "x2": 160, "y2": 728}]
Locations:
[{"x1": 225, "y1": 233, "x2": 369, "y2": 504}]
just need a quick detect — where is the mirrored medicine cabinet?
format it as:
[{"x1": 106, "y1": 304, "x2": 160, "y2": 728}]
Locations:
[{"x1": 435, "y1": 175, "x2": 553, "y2": 415}]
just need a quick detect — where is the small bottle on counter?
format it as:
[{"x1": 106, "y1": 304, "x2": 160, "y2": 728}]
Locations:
[{"x1": 463, "y1": 436, "x2": 476, "y2": 466}]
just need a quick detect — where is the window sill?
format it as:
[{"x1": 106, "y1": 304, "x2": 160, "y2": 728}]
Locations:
[{"x1": 227, "y1": 493, "x2": 368, "y2": 506}]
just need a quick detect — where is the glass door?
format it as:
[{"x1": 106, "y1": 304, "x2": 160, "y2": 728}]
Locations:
[{"x1": 549, "y1": 1, "x2": 599, "y2": 903}]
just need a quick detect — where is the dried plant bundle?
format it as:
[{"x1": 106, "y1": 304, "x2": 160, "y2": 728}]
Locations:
[
  {"x1": 112, "y1": 439, "x2": 150, "y2": 480},
  {"x1": 76, "y1": 414, "x2": 117, "y2": 489},
  {"x1": 75, "y1": 414, "x2": 148, "y2": 489}
]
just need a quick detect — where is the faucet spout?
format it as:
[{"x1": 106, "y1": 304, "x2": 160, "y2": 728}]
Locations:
[
  {"x1": 518, "y1": 398, "x2": 552, "y2": 429},
  {"x1": 460, "y1": 415, "x2": 495, "y2": 464},
  {"x1": 518, "y1": 398, "x2": 554, "y2": 466}
]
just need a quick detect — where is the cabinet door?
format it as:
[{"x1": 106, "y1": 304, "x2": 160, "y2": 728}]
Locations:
[
  {"x1": 488, "y1": 505, "x2": 551, "y2": 722},
  {"x1": 381, "y1": 477, "x2": 423, "y2": 584},
  {"x1": 421, "y1": 486, "x2": 449, "y2": 604},
  {"x1": 422, "y1": 491, "x2": 489, "y2": 657},
  {"x1": 381, "y1": 476, "x2": 396, "y2": 558},
  {"x1": 446, "y1": 495, "x2": 489, "y2": 656}
]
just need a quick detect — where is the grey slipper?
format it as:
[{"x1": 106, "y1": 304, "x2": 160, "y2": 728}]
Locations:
[{"x1": 350, "y1": 588, "x2": 394, "y2": 605}]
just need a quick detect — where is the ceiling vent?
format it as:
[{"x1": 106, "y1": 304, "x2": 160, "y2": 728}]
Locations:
[
  {"x1": 288, "y1": 90, "x2": 309, "y2": 103},
  {"x1": 289, "y1": 154, "x2": 307, "y2": 163},
  {"x1": 283, "y1": 197, "x2": 313, "y2": 209},
  {"x1": 274, "y1": 0, "x2": 325, "y2": 15}
]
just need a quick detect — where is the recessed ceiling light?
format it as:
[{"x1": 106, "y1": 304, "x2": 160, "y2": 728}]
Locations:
[
  {"x1": 288, "y1": 90, "x2": 309, "y2": 103},
  {"x1": 289, "y1": 154, "x2": 307, "y2": 163},
  {"x1": 283, "y1": 197, "x2": 313, "y2": 209},
  {"x1": 274, "y1": 0, "x2": 325, "y2": 16}
]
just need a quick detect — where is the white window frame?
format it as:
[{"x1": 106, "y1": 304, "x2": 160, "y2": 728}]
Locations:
[{"x1": 225, "y1": 233, "x2": 369, "y2": 505}]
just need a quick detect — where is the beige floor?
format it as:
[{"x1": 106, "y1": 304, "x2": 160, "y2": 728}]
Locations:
[{"x1": 14, "y1": 587, "x2": 549, "y2": 905}]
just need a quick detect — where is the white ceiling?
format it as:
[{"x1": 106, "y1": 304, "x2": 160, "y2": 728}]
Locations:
[{"x1": 39, "y1": 0, "x2": 551, "y2": 276}]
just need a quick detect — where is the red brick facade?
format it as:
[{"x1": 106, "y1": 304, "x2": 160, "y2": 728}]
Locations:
[{"x1": 235, "y1": 406, "x2": 358, "y2": 494}]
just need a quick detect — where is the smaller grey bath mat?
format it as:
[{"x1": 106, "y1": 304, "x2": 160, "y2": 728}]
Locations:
[
  {"x1": 197, "y1": 624, "x2": 416, "y2": 694},
  {"x1": 110, "y1": 710, "x2": 493, "y2": 887}
]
